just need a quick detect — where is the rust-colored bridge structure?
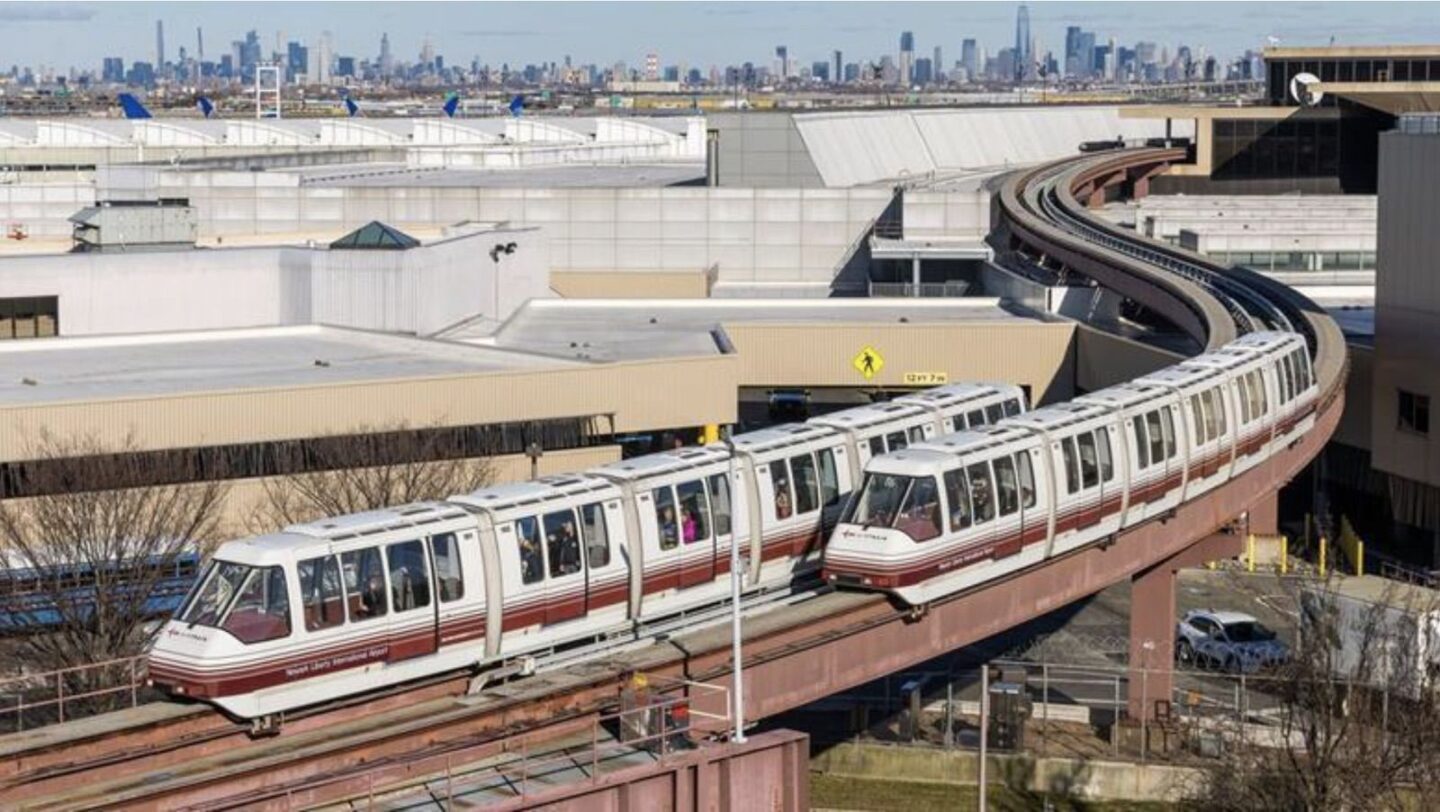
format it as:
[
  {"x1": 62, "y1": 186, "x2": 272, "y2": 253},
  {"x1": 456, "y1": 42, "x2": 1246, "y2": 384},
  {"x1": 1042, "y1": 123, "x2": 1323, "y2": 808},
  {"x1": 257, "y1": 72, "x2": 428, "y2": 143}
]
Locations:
[{"x1": 0, "y1": 148, "x2": 1346, "y2": 811}]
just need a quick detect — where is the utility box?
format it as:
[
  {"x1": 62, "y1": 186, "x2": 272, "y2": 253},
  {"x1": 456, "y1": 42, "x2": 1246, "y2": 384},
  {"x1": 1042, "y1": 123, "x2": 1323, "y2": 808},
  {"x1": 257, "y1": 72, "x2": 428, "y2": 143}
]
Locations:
[
  {"x1": 987, "y1": 681, "x2": 1031, "y2": 751},
  {"x1": 70, "y1": 199, "x2": 197, "y2": 253}
]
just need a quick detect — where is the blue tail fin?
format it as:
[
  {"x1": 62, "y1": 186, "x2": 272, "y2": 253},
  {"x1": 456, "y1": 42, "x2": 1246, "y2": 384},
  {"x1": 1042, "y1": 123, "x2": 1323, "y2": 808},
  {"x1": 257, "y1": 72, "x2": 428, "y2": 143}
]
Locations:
[
  {"x1": 196, "y1": 96, "x2": 215, "y2": 119},
  {"x1": 508, "y1": 94, "x2": 523, "y2": 117},
  {"x1": 117, "y1": 93, "x2": 152, "y2": 119},
  {"x1": 442, "y1": 94, "x2": 459, "y2": 118},
  {"x1": 344, "y1": 96, "x2": 360, "y2": 117}
]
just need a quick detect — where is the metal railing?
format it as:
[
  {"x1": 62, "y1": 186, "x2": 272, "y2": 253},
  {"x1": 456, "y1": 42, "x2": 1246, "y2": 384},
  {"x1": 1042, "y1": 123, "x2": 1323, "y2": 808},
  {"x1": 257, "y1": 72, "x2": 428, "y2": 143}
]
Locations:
[
  {"x1": 0, "y1": 655, "x2": 150, "y2": 732},
  {"x1": 280, "y1": 676, "x2": 731, "y2": 809},
  {"x1": 868, "y1": 281, "x2": 972, "y2": 298}
]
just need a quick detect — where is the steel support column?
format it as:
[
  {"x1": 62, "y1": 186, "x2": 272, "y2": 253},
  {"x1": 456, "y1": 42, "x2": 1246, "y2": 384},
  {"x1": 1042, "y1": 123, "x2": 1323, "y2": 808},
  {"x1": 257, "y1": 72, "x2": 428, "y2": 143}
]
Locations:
[{"x1": 1127, "y1": 529, "x2": 1244, "y2": 721}]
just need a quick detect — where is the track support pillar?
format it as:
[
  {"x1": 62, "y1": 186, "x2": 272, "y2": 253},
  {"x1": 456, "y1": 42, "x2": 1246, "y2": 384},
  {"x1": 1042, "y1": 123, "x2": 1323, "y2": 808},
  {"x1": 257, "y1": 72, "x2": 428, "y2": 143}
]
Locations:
[{"x1": 1127, "y1": 530, "x2": 1243, "y2": 721}]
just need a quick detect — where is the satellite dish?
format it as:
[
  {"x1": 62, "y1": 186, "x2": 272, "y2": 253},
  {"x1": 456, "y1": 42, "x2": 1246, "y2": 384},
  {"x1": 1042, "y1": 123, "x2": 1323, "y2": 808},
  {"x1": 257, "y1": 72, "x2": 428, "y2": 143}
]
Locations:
[{"x1": 1290, "y1": 71, "x2": 1324, "y2": 106}]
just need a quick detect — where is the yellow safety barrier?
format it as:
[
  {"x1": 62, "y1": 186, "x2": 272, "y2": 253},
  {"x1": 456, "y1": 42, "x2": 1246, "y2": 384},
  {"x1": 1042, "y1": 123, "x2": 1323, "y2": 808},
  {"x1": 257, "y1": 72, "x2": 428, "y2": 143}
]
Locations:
[
  {"x1": 702, "y1": 424, "x2": 720, "y2": 445},
  {"x1": 1318, "y1": 535, "x2": 1327, "y2": 577}
]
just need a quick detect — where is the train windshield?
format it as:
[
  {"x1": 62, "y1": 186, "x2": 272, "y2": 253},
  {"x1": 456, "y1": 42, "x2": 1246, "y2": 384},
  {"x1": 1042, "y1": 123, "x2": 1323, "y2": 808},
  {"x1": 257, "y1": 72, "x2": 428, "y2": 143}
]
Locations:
[
  {"x1": 176, "y1": 560, "x2": 291, "y2": 644},
  {"x1": 845, "y1": 474, "x2": 941, "y2": 541}
]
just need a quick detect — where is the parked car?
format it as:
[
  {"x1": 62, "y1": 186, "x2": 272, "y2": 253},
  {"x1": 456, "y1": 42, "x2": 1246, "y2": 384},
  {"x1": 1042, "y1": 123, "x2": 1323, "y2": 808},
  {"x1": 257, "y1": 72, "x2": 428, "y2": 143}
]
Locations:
[{"x1": 1176, "y1": 609, "x2": 1289, "y2": 673}]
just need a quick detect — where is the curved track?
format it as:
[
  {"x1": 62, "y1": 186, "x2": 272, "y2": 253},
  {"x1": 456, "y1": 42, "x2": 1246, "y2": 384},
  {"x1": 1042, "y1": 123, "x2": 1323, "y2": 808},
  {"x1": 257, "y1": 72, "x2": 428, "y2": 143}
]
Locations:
[{"x1": 2, "y1": 147, "x2": 1349, "y2": 811}]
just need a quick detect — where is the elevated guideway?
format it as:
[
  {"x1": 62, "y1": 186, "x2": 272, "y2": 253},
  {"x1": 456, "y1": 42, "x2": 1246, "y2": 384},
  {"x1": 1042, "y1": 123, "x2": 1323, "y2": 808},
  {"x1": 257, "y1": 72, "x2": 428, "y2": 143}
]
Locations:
[{"x1": 0, "y1": 149, "x2": 1347, "y2": 811}]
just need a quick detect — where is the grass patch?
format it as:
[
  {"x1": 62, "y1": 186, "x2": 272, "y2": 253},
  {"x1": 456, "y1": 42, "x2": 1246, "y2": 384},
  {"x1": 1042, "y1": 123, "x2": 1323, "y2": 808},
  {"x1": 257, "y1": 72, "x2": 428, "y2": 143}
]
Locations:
[{"x1": 809, "y1": 774, "x2": 1177, "y2": 811}]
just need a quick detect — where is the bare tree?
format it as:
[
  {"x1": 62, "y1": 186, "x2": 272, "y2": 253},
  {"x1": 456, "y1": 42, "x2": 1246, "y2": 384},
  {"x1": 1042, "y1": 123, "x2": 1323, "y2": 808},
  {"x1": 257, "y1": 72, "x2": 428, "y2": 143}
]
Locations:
[
  {"x1": 247, "y1": 424, "x2": 498, "y2": 533},
  {"x1": 1199, "y1": 575, "x2": 1440, "y2": 811},
  {"x1": 0, "y1": 434, "x2": 227, "y2": 682}
]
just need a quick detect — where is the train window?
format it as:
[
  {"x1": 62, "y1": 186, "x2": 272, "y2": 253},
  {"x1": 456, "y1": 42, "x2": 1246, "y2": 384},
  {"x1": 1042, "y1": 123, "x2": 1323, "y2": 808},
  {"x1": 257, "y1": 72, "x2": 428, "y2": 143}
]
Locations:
[
  {"x1": 896, "y1": 476, "x2": 942, "y2": 542},
  {"x1": 677, "y1": 480, "x2": 712, "y2": 544},
  {"x1": 1017, "y1": 451, "x2": 1037, "y2": 508},
  {"x1": 179, "y1": 561, "x2": 251, "y2": 627},
  {"x1": 343, "y1": 547, "x2": 389, "y2": 620},
  {"x1": 1236, "y1": 377, "x2": 1252, "y2": 424},
  {"x1": 1076, "y1": 432, "x2": 1100, "y2": 489},
  {"x1": 790, "y1": 454, "x2": 820, "y2": 515},
  {"x1": 986, "y1": 404, "x2": 1004, "y2": 423},
  {"x1": 950, "y1": 415, "x2": 966, "y2": 432},
  {"x1": 868, "y1": 436, "x2": 885, "y2": 458},
  {"x1": 1199, "y1": 392, "x2": 1217, "y2": 442},
  {"x1": 968, "y1": 409, "x2": 985, "y2": 427},
  {"x1": 221, "y1": 566, "x2": 291, "y2": 644},
  {"x1": 907, "y1": 426, "x2": 925, "y2": 443},
  {"x1": 516, "y1": 517, "x2": 544, "y2": 584},
  {"x1": 581, "y1": 503, "x2": 611, "y2": 568},
  {"x1": 1297, "y1": 350, "x2": 1312, "y2": 391},
  {"x1": 1160, "y1": 408, "x2": 1177, "y2": 460},
  {"x1": 944, "y1": 469, "x2": 972, "y2": 530},
  {"x1": 1189, "y1": 396, "x2": 1205, "y2": 446},
  {"x1": 994, "y1": 456, "x2": 1020, "y2": 516},
  {"x1": 1132, "y1": 417, "x2": 1150, "y2": 470},
  {"x1": 387, "y1": 540, "x2": 432, "y2": 611},
  {"x1": 543, "y1": 511, "x2": 583, "y2": 578},
  {"x1": 706, "y1": 475, "x2": 732, "y2": 536},
  {"x1": 430, "y1": 534, "x2": 464, "y2": 602},
  {"x1": 1061, "y1": 439, "x2": 1081, "y2": 494},
  {"x1": 848, "y1": 472, "x2": 909, "y2": 527},
  {"x1": 1098, "y1": 430, "x2": 1115, "y2": 483},
  {"x1": 817, "y1": 449, "x2": 841, "y2": 507},
  {"x1": 1145, "y1": 411, "x2": 1166, "y2": 465},
  {"x1": 1249, "y1": 371, "x2": 1268, "y2": 417},
  {"x1": 1210, "y1": 389, "x2": 1228, "y2": 436},
  {"x1": 653, "y1": 487, "x2": 680, "y2": 550},
  {"x1": 298, "y1": 555, "x2": 345, "y2": 631},
  {"x1": 967, "y1": 463, "x2": 996, "y2": 524},
  {"x1": 769, "y1": 460, "x2": 795, "y2": 520},
  {"x1": 1004, "y1": 398, "x2": 1022, "y2": 417},
  {"x1": 886, "y1": 431, "x2": 907, "y2": 452}
]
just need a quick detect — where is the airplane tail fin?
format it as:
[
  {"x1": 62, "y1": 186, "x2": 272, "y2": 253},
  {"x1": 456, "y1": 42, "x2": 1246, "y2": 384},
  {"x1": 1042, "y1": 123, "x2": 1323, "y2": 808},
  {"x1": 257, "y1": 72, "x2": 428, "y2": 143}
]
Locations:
[
  {"x1": 508, "y1": 94, "x2": 523, "y2": 117},
  {"x1": 197, "y1": 96, "x2": 215, "y2": 119},
  {"x1": 344, "y1": 96, "x2": 361, "y2": 117},
  {"x1": 117, "y1": 93, "x2": 153, "y2": 120},
  {"x1": 442, "y1": 94, "x2": 460, "y2": 118}
]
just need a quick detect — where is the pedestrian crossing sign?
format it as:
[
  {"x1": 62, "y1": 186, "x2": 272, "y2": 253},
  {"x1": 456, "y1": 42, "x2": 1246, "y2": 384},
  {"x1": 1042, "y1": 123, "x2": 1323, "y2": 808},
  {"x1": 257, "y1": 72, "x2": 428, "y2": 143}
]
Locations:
[{"x1": 853, "y1": 346, "x2": 884, "y2": 379}]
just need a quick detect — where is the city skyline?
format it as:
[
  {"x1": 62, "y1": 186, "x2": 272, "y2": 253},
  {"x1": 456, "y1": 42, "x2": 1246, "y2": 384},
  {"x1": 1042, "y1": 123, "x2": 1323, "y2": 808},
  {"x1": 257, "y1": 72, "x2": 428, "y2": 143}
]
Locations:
[{"x1": 4, "y1": 1, "x2": 1440, "y2": 76}]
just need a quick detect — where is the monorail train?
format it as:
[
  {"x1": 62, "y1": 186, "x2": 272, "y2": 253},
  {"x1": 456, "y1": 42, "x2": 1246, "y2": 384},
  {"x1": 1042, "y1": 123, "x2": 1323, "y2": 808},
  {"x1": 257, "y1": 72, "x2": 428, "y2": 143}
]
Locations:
[
  {"x1": 148, "y1": 382, "x2": 1026, "y2": 719},
  {"x1": 1078, "y1": 137, "x2": 1128, "y2": 153},
  {"x1": 822, "y1": 332, "x2": 1316, "y2": 606}
]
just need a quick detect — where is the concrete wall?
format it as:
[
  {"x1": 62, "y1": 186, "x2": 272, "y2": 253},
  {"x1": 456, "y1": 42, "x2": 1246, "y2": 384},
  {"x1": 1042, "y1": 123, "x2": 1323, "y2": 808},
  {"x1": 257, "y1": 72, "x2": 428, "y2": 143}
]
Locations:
[
  {"x1": 710, "y1": 112, "x2": 826, "y2": 188},
  {"x1": 550, "y1": 270, "x2": 711, "y2": 299},
  {"x1": 0, "y1": 226, "x2": 549, "y2": 337},
  {"x1": 902, "y1": 190, "x2": 991, "y2": 239},
  {"x1": 812, "y1": 742, "x2": 1203, "y2": 804},
  {"x1": 0, "y1": 183, "x2": 96, "y2": 238}
]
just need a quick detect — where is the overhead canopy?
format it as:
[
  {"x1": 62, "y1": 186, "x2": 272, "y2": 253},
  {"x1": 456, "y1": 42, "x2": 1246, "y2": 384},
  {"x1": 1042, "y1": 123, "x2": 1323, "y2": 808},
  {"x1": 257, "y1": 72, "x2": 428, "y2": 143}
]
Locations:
[
  {"x1": 1314, "y1": 82, "x2": 1440, "y2": 114},
  {"x1": 329, "y1": 221, "x2": 420, "y2": 250}
]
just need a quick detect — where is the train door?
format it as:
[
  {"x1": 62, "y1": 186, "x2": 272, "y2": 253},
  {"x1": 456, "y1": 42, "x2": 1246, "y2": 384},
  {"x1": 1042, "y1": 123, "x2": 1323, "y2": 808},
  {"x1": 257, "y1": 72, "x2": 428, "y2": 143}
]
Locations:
[
  {"x1": 817, "y1": 444, "x2": 849, "y2": 533},
  {"x1": 676, "y1": 477, "x2": 717, "y2": 588},
  {"x1": 426, "y1": 531, "x2": 472, "y2": 650},
  {"x1": 383, "y1": 537, "x2": 439, "y2": 662},
  {"x1": 539, "y1": 507, "x2": 586, "y2": 625},
  {"x1": 640, "y1": 485, "x2": 682, "y2": 595},
  {"x1": 578, "y1": 499, "x2": 627, "y2": 614},
  {"x1": 1072, "y1": 429, "x2": 1104, "y2": 529}
]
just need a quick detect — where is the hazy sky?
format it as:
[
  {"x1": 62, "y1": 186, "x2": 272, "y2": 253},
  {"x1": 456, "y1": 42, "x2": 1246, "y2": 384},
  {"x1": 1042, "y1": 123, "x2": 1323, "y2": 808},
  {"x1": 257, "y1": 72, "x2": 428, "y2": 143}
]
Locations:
[{"x1": 4, "y1": 1, "x2": 1440, "y2": 72}]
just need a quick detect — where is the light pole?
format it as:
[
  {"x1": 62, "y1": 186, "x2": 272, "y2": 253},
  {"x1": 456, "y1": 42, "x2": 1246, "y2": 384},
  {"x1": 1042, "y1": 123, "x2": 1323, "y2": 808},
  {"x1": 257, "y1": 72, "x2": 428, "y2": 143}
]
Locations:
[{"x1": 722, "y1": 427, "x2": 745, "y2": 743}]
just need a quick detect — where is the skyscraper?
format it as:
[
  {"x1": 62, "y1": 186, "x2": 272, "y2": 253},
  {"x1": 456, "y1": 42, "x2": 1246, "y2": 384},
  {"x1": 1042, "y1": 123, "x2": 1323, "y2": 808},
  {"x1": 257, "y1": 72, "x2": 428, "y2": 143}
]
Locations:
[
  {"x1": 899, "y1": 31, "x2": 914, "y2": 85},
  {"x1": 378, "y1": 33, "x2": 393, "y2": 77},
  {"x1": 1015, "y1": 5, "x2": 1031, "y2": 76},
  {"x1": 833, "y1": 50, "x2": 842, "y2": 86},
  {"x1": 775, "y1": 45, "x2": 789, "y2": 79},
  {"x1": 933, "y1": 46, "x2": 943, "y2": 82},
  {"x1": 156, "y1": 20, "x2": 165, "y2": 68},
  {"x1": 961, "y1": 38, "x2": 979, "y2": 79}
]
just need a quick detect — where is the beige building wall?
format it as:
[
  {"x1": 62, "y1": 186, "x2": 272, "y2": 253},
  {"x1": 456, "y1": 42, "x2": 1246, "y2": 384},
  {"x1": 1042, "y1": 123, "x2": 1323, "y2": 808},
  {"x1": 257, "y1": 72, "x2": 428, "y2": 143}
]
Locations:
[
  {"x1": 725, "y1": 322, "x2": 1077, "y2": 404},
  {"x1": 1073, "y1": 327, "x2": 1183, "y2": 394},
  {"x1": 551, "y1": 270, "x2": 711, "y2": 299},
  {"x1": 0, "y1": 355, "x2": 739, "y2": 462}
]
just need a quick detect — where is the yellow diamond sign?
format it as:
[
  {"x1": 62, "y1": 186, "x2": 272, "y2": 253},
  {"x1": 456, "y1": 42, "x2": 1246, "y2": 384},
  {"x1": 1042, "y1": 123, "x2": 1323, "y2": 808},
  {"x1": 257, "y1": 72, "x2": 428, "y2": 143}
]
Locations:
[{"x1": 852, "y1": 346, "x2": 884, "y2": 379}]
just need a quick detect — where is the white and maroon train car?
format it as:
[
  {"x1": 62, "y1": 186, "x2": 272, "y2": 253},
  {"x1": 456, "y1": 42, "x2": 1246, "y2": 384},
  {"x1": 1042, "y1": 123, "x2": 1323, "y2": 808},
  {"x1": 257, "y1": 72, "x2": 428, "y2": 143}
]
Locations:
[{"x1": 823, "y1": 332, "x2": 1315, "y2": 606}]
